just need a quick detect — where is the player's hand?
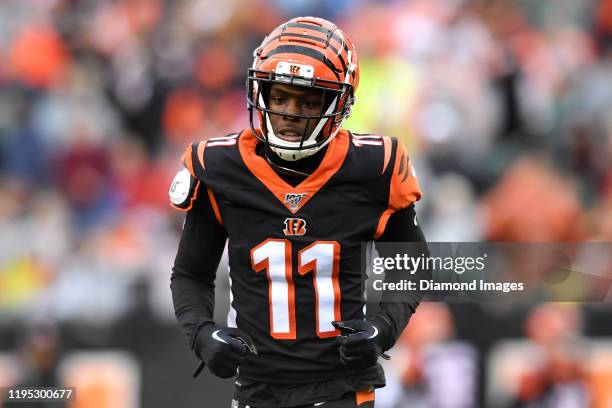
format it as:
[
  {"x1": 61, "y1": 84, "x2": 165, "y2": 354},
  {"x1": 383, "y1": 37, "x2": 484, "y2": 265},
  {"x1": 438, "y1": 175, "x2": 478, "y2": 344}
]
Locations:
[
  {"x1": 193, "y1": 323, "x2": 257, "y2": 378},
  {"x1": 332, "y1": 320, "x2": 384, "y2": 369}
]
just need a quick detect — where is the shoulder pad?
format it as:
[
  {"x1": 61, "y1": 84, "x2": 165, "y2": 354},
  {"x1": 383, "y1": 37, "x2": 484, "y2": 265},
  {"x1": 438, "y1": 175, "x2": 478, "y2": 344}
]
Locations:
[
  {"x1": 351, "y1": 133, "x2": 393, "y2": 176},
  {"x1": 169, "y1": 168, "x2": 200, "y2": 211},
  {"x1": 182, "y1": 134, "x2": 240, "y2": 181},
  {"x1": 181, "y1": 141, "x2": 206, "y2": 180}
]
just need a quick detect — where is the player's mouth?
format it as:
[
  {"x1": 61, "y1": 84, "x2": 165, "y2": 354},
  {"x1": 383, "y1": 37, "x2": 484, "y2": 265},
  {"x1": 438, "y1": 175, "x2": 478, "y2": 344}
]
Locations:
[{"x1": 277, "y1": 128, "x2": 304, "y2": 142}]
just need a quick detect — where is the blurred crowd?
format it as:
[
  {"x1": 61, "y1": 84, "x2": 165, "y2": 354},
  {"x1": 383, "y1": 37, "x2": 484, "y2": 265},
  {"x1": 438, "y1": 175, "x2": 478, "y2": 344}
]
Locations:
[{"x1": 1, "y1": 0, "x2": 612, "y2": 406}]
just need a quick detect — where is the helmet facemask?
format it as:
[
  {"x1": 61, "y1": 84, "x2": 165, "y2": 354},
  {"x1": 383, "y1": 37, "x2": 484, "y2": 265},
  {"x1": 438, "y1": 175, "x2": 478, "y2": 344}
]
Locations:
[{"x1": 247, "y1": 69, "x2": 355, "y2": 161}]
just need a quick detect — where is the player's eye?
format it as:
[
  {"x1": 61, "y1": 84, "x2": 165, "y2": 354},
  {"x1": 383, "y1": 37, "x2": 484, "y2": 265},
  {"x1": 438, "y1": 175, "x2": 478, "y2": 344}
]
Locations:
[
  {"x1": 303, "y1": 100, "x2": 320, "y2": 109},
  {"x1": 270, "y1": 96, "x2": 285, "y2": 104}
]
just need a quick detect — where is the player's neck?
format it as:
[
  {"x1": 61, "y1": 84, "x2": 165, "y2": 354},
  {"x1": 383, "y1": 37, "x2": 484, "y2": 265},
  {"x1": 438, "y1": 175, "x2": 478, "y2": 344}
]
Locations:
[{"x1": 256, "y1": 142, "x2": 328, "y2": 187}]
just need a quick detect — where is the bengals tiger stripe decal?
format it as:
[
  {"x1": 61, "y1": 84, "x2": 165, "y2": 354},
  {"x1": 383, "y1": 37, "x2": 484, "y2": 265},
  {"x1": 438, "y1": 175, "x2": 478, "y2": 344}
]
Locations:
[{"x1": 374, "y1": 141, "x2": 422, "y2": 239}]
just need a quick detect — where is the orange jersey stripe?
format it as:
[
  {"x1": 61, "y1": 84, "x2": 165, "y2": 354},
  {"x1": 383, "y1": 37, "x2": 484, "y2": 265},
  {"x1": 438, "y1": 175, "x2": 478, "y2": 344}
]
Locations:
[
  {"x1": 197, "y1": 141, "x2": 206, "y2": 170},
  {"x1": 381, "y1": 136, "x2": 392, "y2": 174},
  {"x1": 181, "y1": 144, "x2": 195, "y2": 177},
  {"x1": 356, "y1": 389, "x2": 375, "y2": 405},
  {"x1": 374, "y1": 208, "x2": 394, "y2": 240},
  {"x1": 206, "y1": 187, "x2": 222, "y2": 225}
]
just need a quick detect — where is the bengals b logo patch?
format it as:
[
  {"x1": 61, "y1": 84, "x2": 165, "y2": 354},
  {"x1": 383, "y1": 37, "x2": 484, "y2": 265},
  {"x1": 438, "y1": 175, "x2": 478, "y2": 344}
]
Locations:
[{"x1": 283, "y1": 218, "x2": 306, "y2": 236}]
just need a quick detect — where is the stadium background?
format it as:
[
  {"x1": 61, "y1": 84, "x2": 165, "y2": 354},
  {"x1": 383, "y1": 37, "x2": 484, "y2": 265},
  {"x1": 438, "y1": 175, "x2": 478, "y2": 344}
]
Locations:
[{"x1": 1, "y1": 0, "x2": 612, "y2": 406}]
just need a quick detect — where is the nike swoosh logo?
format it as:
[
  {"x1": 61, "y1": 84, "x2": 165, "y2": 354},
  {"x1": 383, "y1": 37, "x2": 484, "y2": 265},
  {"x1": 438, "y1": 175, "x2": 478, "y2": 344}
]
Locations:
[
  {"x1": 367, "y1": 326, "x2": 378, "y2": 340},
  {"x1": 314, "y1": 402, "x2": 326, "y2": 406},
  {"x1": 212, "y1": 330, "x2": 229, "y2": 344}
]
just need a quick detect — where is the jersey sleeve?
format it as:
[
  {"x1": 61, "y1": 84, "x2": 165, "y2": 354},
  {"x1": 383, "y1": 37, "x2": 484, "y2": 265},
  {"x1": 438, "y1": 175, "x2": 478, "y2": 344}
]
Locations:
[
  {"x1": 170, "y1": 164, "x2": 228, "y2": 349},
  {"x1": 374, "y1": 140, "x2": 422, "y2": 239},
  {"x1": 371, "y1": 205, "x2": 429, "y2": 351}
]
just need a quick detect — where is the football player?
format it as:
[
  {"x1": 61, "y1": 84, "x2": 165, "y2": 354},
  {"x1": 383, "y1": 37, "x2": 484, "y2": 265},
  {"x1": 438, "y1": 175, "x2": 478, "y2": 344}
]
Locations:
[{"x1": 170, "y1": 16, "x2": 428, "y2": 408}]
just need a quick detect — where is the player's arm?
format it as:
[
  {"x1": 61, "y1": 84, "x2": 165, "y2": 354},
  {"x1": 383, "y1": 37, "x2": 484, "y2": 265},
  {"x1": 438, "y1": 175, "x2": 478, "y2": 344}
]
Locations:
[
  {"x1": 170, "y1": 145, "x2": 255, "y2": 378},
  {"x1": 170, "y1": 180, "x2": 227, "y2": 346},
  {"x1": 370, "y1": 140, "x2": 428, "y2": 353},
  {"x1": 371, "y1": 204, "x2": 428, "y2": 352},
  {"x1": 335, "y1": 140, "x2": 427, "y2": 368},
  {"x1": 334, "y1": 205, "x2": 428, "y2": 368},
  {"x1": 169, "y1": 143, "x2": 228, "y2": 345}
]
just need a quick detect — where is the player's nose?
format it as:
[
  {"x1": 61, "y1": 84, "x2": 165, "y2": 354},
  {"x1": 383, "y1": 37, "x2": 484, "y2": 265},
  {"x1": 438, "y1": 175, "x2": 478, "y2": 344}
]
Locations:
[{"x1": 282, "y1": 98, "x2": 303, "y2": 119}]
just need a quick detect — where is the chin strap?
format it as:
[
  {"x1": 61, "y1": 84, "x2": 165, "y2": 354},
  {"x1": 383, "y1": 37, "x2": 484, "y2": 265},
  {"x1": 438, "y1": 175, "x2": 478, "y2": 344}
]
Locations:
[{"x1": 263, "y1": 149, "x2": 311, "y2": 178}]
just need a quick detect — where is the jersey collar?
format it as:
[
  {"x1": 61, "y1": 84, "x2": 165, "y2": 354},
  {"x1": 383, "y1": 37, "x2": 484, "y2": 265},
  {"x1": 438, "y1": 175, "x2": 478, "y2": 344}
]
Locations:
[{"x1": 239, "y1": 129, "x2": 349, "y2": 213}]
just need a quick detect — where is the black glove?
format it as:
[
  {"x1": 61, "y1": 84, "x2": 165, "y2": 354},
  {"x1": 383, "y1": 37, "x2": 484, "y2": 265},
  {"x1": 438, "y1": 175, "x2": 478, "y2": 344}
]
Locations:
[
  {"x1": 192, "y1": 323, "x2": 257, "y2": 378},
  {"x1": 332, "y1": 320, "x2": 388, "y2": 370}
]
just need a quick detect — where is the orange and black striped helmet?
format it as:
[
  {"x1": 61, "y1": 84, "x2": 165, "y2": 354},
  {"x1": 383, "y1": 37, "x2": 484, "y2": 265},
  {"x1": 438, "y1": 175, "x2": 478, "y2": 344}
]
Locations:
[{"x1": 247, "y1": 16, "x2": 359, "y2": 160}]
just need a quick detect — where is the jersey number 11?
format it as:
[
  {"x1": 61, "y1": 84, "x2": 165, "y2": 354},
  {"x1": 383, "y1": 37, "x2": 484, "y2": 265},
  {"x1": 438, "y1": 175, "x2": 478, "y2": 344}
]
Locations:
[{"x1": 251, "y1": 239, "x2": 341, "y2": 340}]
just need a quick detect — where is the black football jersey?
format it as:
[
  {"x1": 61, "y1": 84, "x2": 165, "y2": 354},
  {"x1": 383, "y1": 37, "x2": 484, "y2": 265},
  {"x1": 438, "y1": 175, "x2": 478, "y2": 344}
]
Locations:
[{"x1": 173, "y1": 128, "x2": 421, "y2": 384}]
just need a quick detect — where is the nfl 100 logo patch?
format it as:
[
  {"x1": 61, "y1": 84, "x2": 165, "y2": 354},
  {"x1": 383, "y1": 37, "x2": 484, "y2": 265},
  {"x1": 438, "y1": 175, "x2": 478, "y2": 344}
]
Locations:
[{"x1": 284, "y1": 193, "x2": 307, "y2": 211}]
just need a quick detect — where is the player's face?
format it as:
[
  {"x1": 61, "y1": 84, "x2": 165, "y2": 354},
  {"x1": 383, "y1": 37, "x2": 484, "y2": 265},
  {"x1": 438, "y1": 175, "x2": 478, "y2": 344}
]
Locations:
[{"x1": 267, "y1": 83, "x2": 325, "y2": 143}]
